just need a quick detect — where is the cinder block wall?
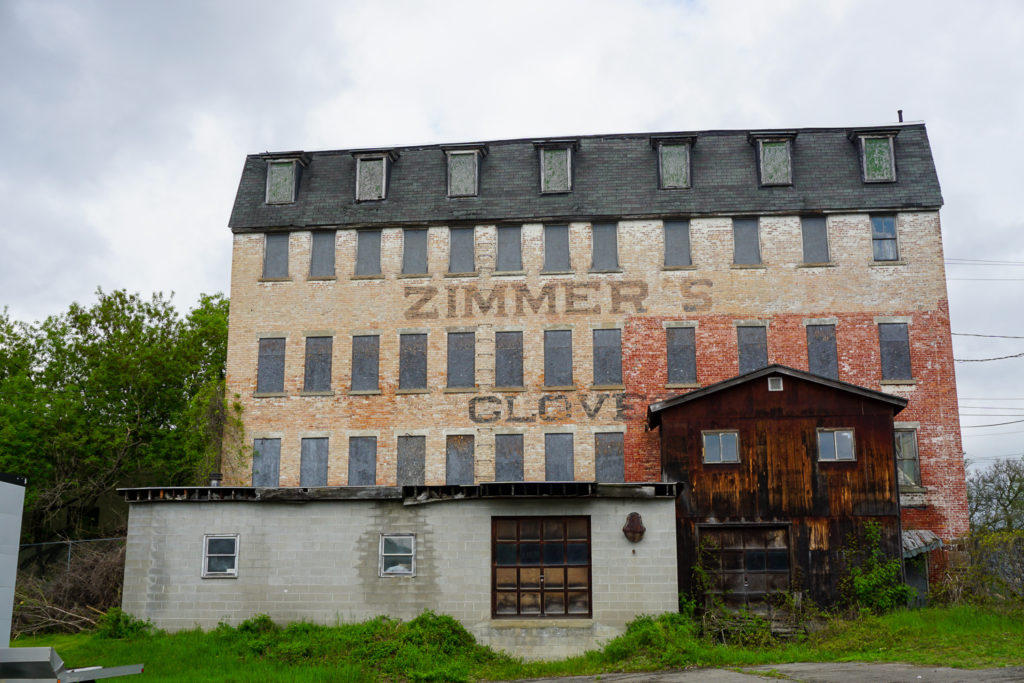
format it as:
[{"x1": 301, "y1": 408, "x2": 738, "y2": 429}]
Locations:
[
  {"x1": 122, "y1": 497, "x2": 678, "y2": 659},
  {"x1": 223, "y1": 212, "x2": 967, "y2": 538}
]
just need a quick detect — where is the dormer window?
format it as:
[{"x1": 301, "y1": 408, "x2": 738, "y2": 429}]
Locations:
[
  {"x1": 353, "y1": 150, "x2": 398, "y2": 201},
  {"x1": 652, "y1": 135, "x2": 695, "y2": 189},
  {"x1": 749, "y1": 131, "x2": 797, "y2": 186},
  {"x1": 535, "y1": 140, "x2": 577, "y2": 193},
  {"x1": 851, "y1": 130, "x2": 898, "y2": 182},
  {"x1": 444, "y1": 145, "x2": 487, "y2": 197},
  {"x1": 264, "y1": 152, "x2": 308, "y2": 204}
]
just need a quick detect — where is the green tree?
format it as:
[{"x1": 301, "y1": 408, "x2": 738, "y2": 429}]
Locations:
[
  {"x1": 968, "y1": 458, "x2": 1024, "y2": 532},
  {"x1": 0, "y1": 290, "x2": 231, "y2": 542}
]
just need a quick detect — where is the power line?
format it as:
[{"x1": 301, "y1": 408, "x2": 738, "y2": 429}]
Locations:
[
  {"x1": 962, "y1": 418, "x2": 1024, "y2": 428},
  {"x1": 952, "y1": 333, "x2": 1024, "y2": 339},
  {"x1": 954, "y1": 351, "x2": 1024, "y2": 363}
]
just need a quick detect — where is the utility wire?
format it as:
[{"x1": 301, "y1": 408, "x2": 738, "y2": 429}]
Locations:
[{"x1": 962, "y1": 418, "x2": 1024, "y2": 428}]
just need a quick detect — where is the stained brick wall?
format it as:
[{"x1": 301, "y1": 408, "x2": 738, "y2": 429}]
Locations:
[{"x1": 224, "y1": 211, "x2": 968, "y2": 539}]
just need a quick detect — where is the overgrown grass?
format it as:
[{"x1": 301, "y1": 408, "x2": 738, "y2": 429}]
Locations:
[{"x1": 12, "y1": 605, "x2": 1024, "y2": 682}]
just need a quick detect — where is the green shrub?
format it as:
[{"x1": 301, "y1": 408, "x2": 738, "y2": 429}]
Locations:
[
  {"x1": 95, "y1": 607, "x2": 153, "y2": 639},
  {"x1": 841, "y1": 521, "x2": 915, "y2": 613}
]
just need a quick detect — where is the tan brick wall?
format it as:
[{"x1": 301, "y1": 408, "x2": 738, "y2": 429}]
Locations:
[{"x1": 224, "y1": 212, "x2": 967, "y2": 536}]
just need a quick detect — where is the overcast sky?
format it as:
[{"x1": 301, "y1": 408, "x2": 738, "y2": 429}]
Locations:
[{"x1": 1, "y1": 0, "x2": 1022, "y2": 467}]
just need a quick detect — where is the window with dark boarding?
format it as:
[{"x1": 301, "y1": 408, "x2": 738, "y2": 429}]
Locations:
[
  {"x1": 402, "y1": 229, "x2": 428, "y2": 275},
  {"x1": 351, "y1": 335, "x2": 380, "y2": 391},
  {"x1": 543, "y1": 224, "x2": 570, "y2": 272},
  {"x1": 806, "y1": 324, "x2": 838, "y2": 380},
  {"x1": 544, "y1": 433, "x2": 574, "y2": 481},
  {"x1": 733, "y1": 218, "x2": 761, "y2": 265},
  {"x1": 495, "y1": 433, "x2": 525, "y2": 482},
  {"x1": 355, "y1": 230, "x2": 382, "y2": 276},
  {"x1": 399, "y1": 333, "x2": 427, "y2": 390},
  {"x1": 879, "y1": 323, "x2": 912, "y2": 380},
  {"x1": 397, "y1": 435, "x2": 426, "y2": 486},
  {"x1": 592, "y1": 328, "x2": 622, "y2": 386},
  {"x1": 495, "y1": 331, "x2": 524, "y2": 388},
  {"x1": 666, "y1": 326, "x2": 697, "y2": 385},
  {"x1": 303, "y1": 336, "x2": 333, "y2": 392},
  {"x1": 310, "y1": 230, "x2": 336, "y2": 277},
  {"x1": 664, "y1": 220, "x2": 692, "y2": 267},
  {"x1": 801, "y1": 216, "x2": 829, "y2": 264},
  {"x1": 497, "y1": 226, "x2": 522, "y2": 272},
  {"x1": 263, "y1": 233, "x2": 289, "y2": 279},
  {"x1": 492, "y1": 516, "x2": 591, "y2": 618},
  {"x1": 449, "y1": 227, "x2": 475, "y2": 273},
  {"x1": 447, "y1": 331, "x2": 475, "y2": 389},
  {"x1": 300, "y1": 437, "x2": 328, "y2": 487},
  {"x1": 591, "y1": 222, "x2": 618, "y2": 271},
  {"x1": 256, "y1": 338, "x2": 285, "y2": 393},
  {"x1": 348, "y1": 436, "x2": 377, "y2": 486},
  {"x1": 252, "y1": 438, "x2": 280, "y2": 486},
  {"x1": 737, "y1": 325, "x2": 768, "y2": 374},
  {"x1": 446, "y1": 434, "x2": 475, "y2": 485},
  {"x1": 595, "y1": 432, "x2": 624, "y2": 483},
  {"x1": 544, "y1": 329, "x2": 572, "y2": 387}
]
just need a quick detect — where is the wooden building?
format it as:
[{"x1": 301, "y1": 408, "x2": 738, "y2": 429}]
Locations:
[{"x1": 647, "y1": 365, "x2": 908, "y2": 606}]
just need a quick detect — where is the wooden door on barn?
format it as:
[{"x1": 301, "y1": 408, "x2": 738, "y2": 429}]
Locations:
[{"x1": 698, "y1": 525, "x2": 791, "y2": 610}]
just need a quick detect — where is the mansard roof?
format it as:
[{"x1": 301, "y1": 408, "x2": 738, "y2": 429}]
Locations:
[{"x1": 229, "y1": 123, "x2": 942, "y2": 232}]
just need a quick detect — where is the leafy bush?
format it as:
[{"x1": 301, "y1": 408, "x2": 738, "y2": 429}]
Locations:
[
  {"x1": 840, "y1": 521, "x2": 915, "y2": 613},
  {"x1": 938, "y1": 530, "x2": 1024, "y2": 604},
  {"x1": 95, "y1": 607, "x2": 153, "y2": 639}
]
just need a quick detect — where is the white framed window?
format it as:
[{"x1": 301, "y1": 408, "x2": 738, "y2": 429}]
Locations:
[
  {"x1": 818, "y1": 429, "x2": 855, "y2": 461},
  {"x1": 266, "y1": 160, "x2": 297, "y2": 204},
  {"x1": 895, "y1": 428, "x2": 922, "y2": 488},
  {"x1": 202, "y1": 534, "x2": 239, "y2": 578},
  {"x1": 703, "y1": 431, "x2": 739, "y2": 464},
  {"x1": 379, "y1": 533, "x2": 415, "y2": 577},
  {"x1": 446, "y1": 150, "x2": 480, "y2": 197},
  {"x1": 536, "y1": 143, "x2": 575, "y2": 193},
  {"x1": 354, "y1": 152, "x2": 396, "y2": 201}
]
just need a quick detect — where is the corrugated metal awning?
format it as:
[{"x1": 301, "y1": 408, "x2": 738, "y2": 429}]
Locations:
[{"x1": 902, "y1": 529, "x2": 943, "y2": 558}]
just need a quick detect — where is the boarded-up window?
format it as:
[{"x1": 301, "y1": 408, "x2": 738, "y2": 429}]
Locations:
[
  {"x1": 667, "y1": 326, "x2": 697, "y2": 384},
  {"x1": 818, "y1": 429, "x2": 855, "y2": 461},
  {"x1": 303, "y1": 336, "x2": 333, "y2": 392},
  {"x1": 356, "y1": 157, "x2": 386, "y2": 200},
  {"x1": 310, "y1": 230, "x2": 336, "y2": 277},
  {"x1": 862, "y1": 136, "x2": 895, "y2": 182},
  {"x1": 300, "y1": 437, "x2": 328, "y2": 486},
  {"x1": 449, "y1": 227, "x2": 475, "y2": 273},
  {"x1": 871, "y1": 216, "x2": 899, "y2": 261},
  {"x1": 591, "y1": 223, "x2": 618, "y2": 271},
  {"x1": 759, "y1": 140, "x2": 791, "y2": 185},
  {"x1": 252, "y1": 438, "x2": 280, "y2": 486},
  {"x1": 801, "y1": 216, "x2": 829, "y2": 264},
  {"x1": 266, "y1": 160, "x2": 296, "y2": 204},
  {"x1": 806, "y1": 324, "x2": 838, "y2": 380},
  {"x1": 355, "y1": 230, "x2": 382, "y2": 275},
  {"x1": 402, "y1": 229, "x2": 428, "y2": 275},
  {"x1": 544, "y1": 330, "x2": 572, "y2": 387},
  {"x1": 895, "y1": 429, "x2": 921, "y2": 487},
  {"x1": 737, "y1": 326, "x2": 768, "y2": 373},
  {"x1": 263, "y1": 233, "x2": 289, "y2": 279},
  {"x1": 348, "y1": 436, "x2": 377, "y2": 485},
  {"x1": 495, "y1": 434, "x2": 524, "y2": 482},
  {"x1": 879, "y1": 323, "x2": 912, "y2": 380},
  {"x1": 446, "y1": 434, "x2": 474, "y2": 485},
  {"x1": 256, "y1": 338, "x2": 285, "y2": 393},
  {"x1": 540, "y1": 147, "x2": 570, "y2": 193},
  {"x1": 399, "y1": 333, "x2": 427, "y2": 390},
  {"x1": 447, "y1": 151, "x2": 478, "y2": 197},
  {"x1": 351, "y1": 335, "x2": 380, "y2": 391},
  {"x1": 703, "y1": 431, "x2": 739, "y2": 464},
  {"x1": 592, "y1": 328, "x2": 622, "y2": 386},
  {"x1": 447, "y1": 332, "x2": 475, "y2": 388},
  {"x1": 492, "y1": 516, "x2": 591, "y2": 618},
  {"x1": 664, "y1": 220, "x2": 692, "y2": 267},
  {"x1": 733, "y1": 218, "x2": 761, "y2": 265},
  {"x1": 595, "y1": 432, "x2": 624, "y2": 483},
  {"x1": 545, "y1": 433, "x2": 574, "y2": 481},
  {"x1": 495, "y1": 331, "x2": 524, "y2": 387},
  {"x1": 543, "y1": 224, "x2": 570, "y2": 272},
  {"x1": 497, "y1": 226, "x2": 522, "y2": 271},
  {"x1": 659, "y1": 144, "x2": 690, "y2": 189},
  {"x1": 397, "y1": 435, "x2": 426, "y2": 486},
  {"x1": 700, "y1": 526, "x2": 789, "y2": 609}
]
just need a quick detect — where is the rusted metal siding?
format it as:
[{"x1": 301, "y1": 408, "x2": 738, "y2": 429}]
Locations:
[{"x1": 659, "y1": 373, "x2": 903, "y2": 605}]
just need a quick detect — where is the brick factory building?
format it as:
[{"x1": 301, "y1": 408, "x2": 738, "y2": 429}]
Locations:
[{"x1": 122, "y1": 123, "x2": 967, "y2": 654}]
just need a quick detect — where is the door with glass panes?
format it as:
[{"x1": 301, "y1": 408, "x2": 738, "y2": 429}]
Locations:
[{"x1": 699, "y1": 526, "x2": 790, "y2": 609}]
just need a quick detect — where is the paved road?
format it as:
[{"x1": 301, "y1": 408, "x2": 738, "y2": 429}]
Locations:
[{"x1": 495, "y1": 662, "x2": 1024, "y2": 682}]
